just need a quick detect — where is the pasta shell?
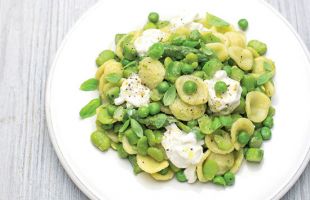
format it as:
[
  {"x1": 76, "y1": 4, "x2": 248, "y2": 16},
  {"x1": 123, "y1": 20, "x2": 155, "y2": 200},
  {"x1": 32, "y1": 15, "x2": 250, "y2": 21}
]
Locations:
[
  {"x1": 228, "y1": 46, "x2": 253, "y2": 71},
  {"x1": 138, "y1": 57, "x2": 165, "y2": 89},
  {"x1": 196, "y1": 151, "x2": 211, "y2": 182},
  {"x1": 206, "y1": 43, "x2": 229, "y2": 62},
  {"x1": 252, "y1": 56, "x2": 275, "y2": 76},
  {"x1": 205, "y1": 130, "x2": 234, "y2": 154},
  {"x1": 208, "y1": 152, "x2": 235, "y2": 175},
  {"x1": 175, "y1": 75, "x2": 208, "y2": 105},
  {"x1": 231, "y1": 118, "x2": 255, "y2": 150},
  {"x1": 225, "y1": 31, "x2": 246, "y2": 48},
  {"x1": 245, "y1": 91, "x2": 271, "y2": 123},
  {"x1": 230, "y1": 149, "x2": 244, "y2": 173},
  {"x1": 136, "y1": 155, "x2": 169, "y2": 174}
]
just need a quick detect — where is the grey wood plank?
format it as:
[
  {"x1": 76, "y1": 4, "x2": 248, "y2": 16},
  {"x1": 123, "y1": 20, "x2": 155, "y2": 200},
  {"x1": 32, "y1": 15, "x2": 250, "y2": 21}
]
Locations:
[{"x1": 0, "y1": 0, "x2": 309, "y2": 200}]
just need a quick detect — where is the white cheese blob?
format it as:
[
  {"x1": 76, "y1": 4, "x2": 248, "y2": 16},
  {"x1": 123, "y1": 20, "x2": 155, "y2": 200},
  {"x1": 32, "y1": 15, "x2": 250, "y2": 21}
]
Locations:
[
  {"x1": 114, "y1": 73, "x2": 151, "y2": 107},
  {"x1": 170, "y1": 14, "x2": 208, "y2": 32},
  {"x1": 205, "y1": 70, "x2": 242, "y2": 114},
  {"x1": 134, "y1": 29, "x2": 166, "y2": 56},
  {"x1": 161, "y1": 123, "x2": 203, "y2": 183}
]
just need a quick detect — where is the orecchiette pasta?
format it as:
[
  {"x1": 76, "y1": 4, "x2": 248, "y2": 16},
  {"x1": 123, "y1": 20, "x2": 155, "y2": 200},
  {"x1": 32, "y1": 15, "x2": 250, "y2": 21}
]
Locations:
[
  {"x1": 205, "y1": 130, "x2": 234, "y2": 154},
  {"x1": 231, "y1": 118, "x2": 255, "y2": 150},
  {"x1": 206, "y1": 42, "x2": 229, "y2": 62},
  {"x1": 169, "y1": 98, "x2": 206, "y2": 121},
  {"x1": 228, "y1": 46, "x2": 253, "y2": 71},
  {"x1": 245, "y1": 91, "x2": 271, "y2": 123},
  {"x1": 136, "y1": 155, "x2": 169, "y2": 174}
]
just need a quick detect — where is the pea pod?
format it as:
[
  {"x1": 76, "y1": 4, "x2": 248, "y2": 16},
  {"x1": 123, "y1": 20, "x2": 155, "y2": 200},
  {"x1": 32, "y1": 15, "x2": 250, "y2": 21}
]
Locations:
[{"x1": 79, "y1": 98, "x2": 101, "y2": 119}]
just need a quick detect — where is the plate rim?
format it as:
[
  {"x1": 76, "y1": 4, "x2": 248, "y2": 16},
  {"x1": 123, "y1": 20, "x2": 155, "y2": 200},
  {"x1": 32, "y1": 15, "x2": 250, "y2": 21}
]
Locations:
[{"x1": 45, "y1": 1, "x2": 310, "y2": 199}]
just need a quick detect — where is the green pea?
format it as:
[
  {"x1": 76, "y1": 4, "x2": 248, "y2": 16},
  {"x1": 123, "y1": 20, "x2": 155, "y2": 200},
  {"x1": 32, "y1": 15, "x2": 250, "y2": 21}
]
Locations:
[
  {"x1": 238, "y1": 19, "x2": 248, "y2": 31},
  {"x1": 245, "y1": 148, "x2": 264, "y2": 162},
  {"x1": 125, "y1": 129, "x2": 139, "y2": 145},
  {"x1": 149, "y1": 102, "x2": 161, "y2": 115},
  {"x1": 214, "y1": 81, "x2": 227, "y2": 95},
  {"x1": 159, "y1": 167, "x2": 169, "y2": 175},
  {"x1": 171, "y1": 35, "x2": 186, "y2": 46},
  {"x1": 223, "y1": 172, "x2": 235, "y2": 186},
  {"x1": 183, "y1": 80, "x2": 197, "y2": 95},
  {"x1": 230, "y1": 66, "x2": 244, "y2": 81},
  {"x1": 137, "y1": 106, "x2": 150, "y2": 118},
  {"x1": 107, "y1": 104, "x2": 117, "y2": 116},
  {"x1": 181, "y1": 63, "x2": 194, "y2": 74},
  {"x1": 241, "y1": 86, "x2": 248, "y2": 97},
  {"x1": 268, "y1": 106, "x2": 276, "y2": 117},
  {"x1": 137, "y1": 136, "x2": 148, "y2": 156},
  {"x1": 96, "y1": 50, "x2": 115, "y2": 67},
  {"x1": 263, "y1": 116, "x2": 274, "y2": 128},
  {"x1": 189, "y1": 30, "x2": 201, "y2": 41},
  {"x1": 187, "y1": 120, "x2": 198, "y2": 128},
  {"x1": 261, "y1": 127, "x2": 272, "y2": 140},
  {"x1": 145, "y1": 129, "x2": 156, "y2": 146},
  {"x1": 203, "y1": 58, "x2": 223, "y2": 79},
  {"x1": 123, "y1": 66, "x2": 138, "y2": 78},
  {"x1": 237, "y1": 131, "x2": 250, "y2": 145},
  {"x1": 223, "y1": 65, "x2": 232, "y2": 76},
  {"x1": 248, "y1": 40, "x2": 267, "y2": 55},
  {"x1": 106, "y1": 87, "x2": 120, "y2": 101},
  {"x1": 147, "y1": 147, "x2": 164, "y2": 162},
  {"x1": 176, "y1": 170, "x2": 187, "y2": 182},
  {"x1": 143, "y1": 22, "x2": 157, "y2": 30},
  {"x1": 185, "y1": 52, "x2": 198, "y2": 63},
  {"x1": 91, "y1": 131, "x2": 111, "y2": 151},
  {"x1": 213, "y1": 176, "x2": 226, "y2": 186},
  {"x1": 116, "y1": 144, "x2": 128, "y2": 159},
  {"x1": 123, "y1": 43, "x2": 137, "y2": 60},
  {"x1": 191, "y1": 62, "x2": 199, "y2": 69},
  {"x1": 249, "y1": 130, "x2": 263, "y2": 148},
  {"x1": 148, "y1": 12, "x2": 159, "y2": 23},
  {"x1": 147, "y1": 43, "x2": 164, "y2": 59},
  {"x1": 203, "y1": 159, "x2": 218, "y2": 180},
  {"x1": 192, "y1": 71, "x2": 206, "y2": 79},
  {"x1": 157, "y1": 81, "x2": 170, "y2": 93}
]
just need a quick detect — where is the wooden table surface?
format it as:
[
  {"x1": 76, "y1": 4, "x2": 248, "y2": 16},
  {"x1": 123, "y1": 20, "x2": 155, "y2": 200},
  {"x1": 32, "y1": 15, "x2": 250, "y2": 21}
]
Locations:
[{"x1": 0, "y1": 0, "x2": 310, "y2": 199}]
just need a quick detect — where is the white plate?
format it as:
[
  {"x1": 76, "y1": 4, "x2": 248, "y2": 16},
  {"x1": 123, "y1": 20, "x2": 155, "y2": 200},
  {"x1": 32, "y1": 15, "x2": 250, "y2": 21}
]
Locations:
[{"x1": 46, "y1": 0, "x2": 310, "y2": 199}]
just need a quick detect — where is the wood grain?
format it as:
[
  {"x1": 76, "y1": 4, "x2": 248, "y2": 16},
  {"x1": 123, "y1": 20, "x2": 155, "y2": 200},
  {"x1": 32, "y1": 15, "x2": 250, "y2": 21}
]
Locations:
[{"x1": 0, "y1": 0, "x2": 309, "y2": 199}]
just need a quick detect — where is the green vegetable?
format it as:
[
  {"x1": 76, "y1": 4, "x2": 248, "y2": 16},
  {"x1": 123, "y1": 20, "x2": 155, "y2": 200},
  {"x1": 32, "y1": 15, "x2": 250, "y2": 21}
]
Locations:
[
  {"x1": 171, "y1": 35, "x2": 186, "y2": 46},
  {"x1": 137, "y1": 106, "x2": 150, "y2": 118},
  {"x1": 268, "y1": 106, "x2": 276, "y2": 117},
  {"x1": 143, "y1": 22, "x2": 157, "y2": 30},
  {"x1": 192, "y1": 71, "x2": 206, "y2": 79},
  {"x1": 206, "y1": 13, "x2": 230, "y2": 27},
  {"x1": 242, "y1": 75, "x2": 256, "y2": 92},
  {"x1": 123, "y1": 66, "x2": 138, "y2": 78},
  {"x1": 223, "y1": 172, "x2": 235, "y2": 186},
  {"x1": 123, "y1": 42, "x2": 137, "y2": 60},
  {"x1": 230, "y1": 66, "x2": 244, "y2": 81},
  {"x1": 105, "y1": 73, "x2": 122, "y2": 84},
  {"x1": 189, "y1": 30, "x2": 201, "y2": 41},
  {"x1": 91, "y1": 131, "x2": 111, "y2": 151},
  {"x1": 219, "y1": 115, "x2": 233, "y2": 128},
  {"x1": 201, "y1": 32, "x2": 220, "y2": 43},
  {"x1": 248, "y1": 40, "x2": 267, "y2": 55},
  {"x1": 214, "y1": 81, "x2": 228, "y2": 95},
  {"x1": 203, "y1": 58, "x2": 223, "y2": 79},
  {"x1": 107, "y1": 104, "x2": 117, "y2": 116},
  {"x1": 119, "y1": 119, "x2": 130, "y2": 133},
  {"x1": 147, "y1": 43, "x2": 164, "y2": 59},
  {"x1": 214, "y1": 134, "x2": 232, "y2": 150},
  {"x1": 79, "y1": 98, "x2": 101, "y2": 119},
  {"x1": 96, "y1": 50, "x2": 115, "y2": 67},
  {"x1": 97, "y1": 107, "x2": 115, "y2": 124},
  {"x1": 187, "y1": 120, "x2": 198, "y2": 128},
  {"x1": 185, "y1": 53, "x2": 198, "y2": 63},
  {"x1": 256, "y1": 72, "x2": 273, "y2": 86},
  {"x1": 148, "y1": 12, "x2": 159, "y2": 23},
  {"x1": 159, "y1": 168, "x2": 169, "y2": 175},
  {"x1": 164, "y1": 57, "x2": 173, "y2": 68},
  {"x1": 233, "y1": 98, "x2": 245, "y2": 114},
  {"x1": 106, "y1": 87, "x2": 120, "y2": 101},
  {"x1": 176, "y1": 170, "x2": 187, "y2": 182},
  {"x1": 223, "y1": 65, "x2": 232, "y2": 76},
  {"x1": 163, "y1": 86, "x2": 177, "y2": 106},
  {"x1": 116, "y1": 144, "x2": 128, "y2": 158},
  {"x1": 150, "y1": 89, "x2": 164, "y2": 101},
  {"x1": 157, "y1": 81, "x2": 170, "y2": 93},
  {"x1": 128, "y1": 155, "x2": 142, "y2": 174},
  {"x1": 193, "y1": 128, "x2": 205, "y2": 140},
  {"x1": 176, "y1": 121, "x2": 191, "y2": 133},
  {"x1": 213, "y1": 176, "x2": 226, "y2": 186},
  {"x1": 249, "y1": 130, "x2": 263, "y2": 148},
  {"x1": 198, "y1": 115, "x2": 213, "y2": 134},
  {"x1": 183, "y1": 80, "x2": 197, "y2": 95},
  {"x1": 147, "y1": 147, "x2": 164, "y2": 162},
  {"x1": 137, "y1": 136, "x2": 149, "y2": 156},
  {"x1": 113, "y1": 106, "x2": 126, "y2": 121},
  {"x1": 130, "y1": 119, "x2": 143, "y2": 138},
  {"x1": 149, "y1": 102, "x2": 161, "y2": 115},
  {"x1": 263, "y1": 116, "x2": 274, "y2": 128},
  {"x1": 165, "y1": 61, "x2": 182, "y2": 83},
  {"x1": 162, "y1": 44, "x2": 210, "y2": 62},
  {"x1": 145, "y1": 129, "x2": 156, "y2": 146},
  {"x1": 245, "y1": 148, "x2": 264, "y2": 162},
  {"x1": 203, "y1": 159, "x2": 219, "y2": 180},
  {"x1": 261, "y1": 127, "x2": 272, "y2": 140},
  {"x1": 241, "y1": 86, "x2": 247, "y2": 97},
  {"x1": 138, "y1": 114, "x2": 167, "y2": 129},
  {"x1": 125, "y1": 129, "x2": 139, "y2": 145},
  {"x1": 237, "y1": 131, "x2": 250, "y2": 145},
  {"x1": 181, "y1": 63, "x2": 194, "y2": 74},
  {"x1": 80, "y1": 78, "x2": 99, "y2": 91},
  {"x1": 238, "y1": 19, "x2": 248, "y2": 31}
]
